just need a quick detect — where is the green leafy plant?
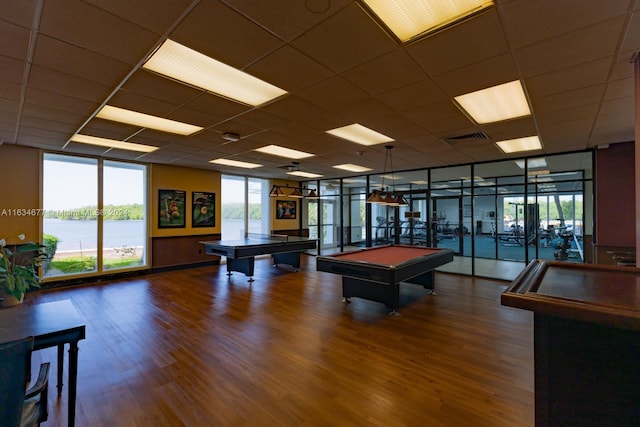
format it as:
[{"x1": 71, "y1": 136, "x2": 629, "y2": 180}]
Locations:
[{"x1": 0, "y1": 234, "x2": 48, "y2": 300}]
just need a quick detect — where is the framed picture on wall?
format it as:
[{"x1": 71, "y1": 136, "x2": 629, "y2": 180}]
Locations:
[
  {"x1": 158, "y1": 189, "x2": 186, "y2": 228},
  {"x1": 192, "y1": 191, "x2": 215, "y2": 227},
  {"x1": 276, "y1": 200, "x2": 296, "y2": 220}
]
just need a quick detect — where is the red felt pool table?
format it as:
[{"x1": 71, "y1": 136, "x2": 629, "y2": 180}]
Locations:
[{"x1": 316, "y1": 245, "x2": 453, "y2": 314}]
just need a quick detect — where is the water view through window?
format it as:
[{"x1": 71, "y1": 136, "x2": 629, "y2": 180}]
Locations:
[{"x1": 43, "y1": 154, "x2": 147, "y2": 277}]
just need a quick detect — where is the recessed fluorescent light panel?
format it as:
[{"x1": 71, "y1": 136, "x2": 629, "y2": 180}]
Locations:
[
  {"x1": 515, "y1": 158, "x2": 547, "y2": 169},
  {"x1": 70, "y1": 134, "x2": 158, "y2": 153},
  {"x1": 528, "y1": 169, "x2": 550, "y2": 176},
  {"x1": 496, "y1": 136, "x2": 542, "y2": 154},
  {"x1": 333, "y1": 164, "x2": 373, "y2": 173},
  {"x1": 143, "y1": 39, "x2": 287, "y2": 106},
  {"x1": 362, "y1": 0, "x2": 494, "y2": 43},
  {"x1": 326, "y1": 124, "x2": 394, "y2": 146},
  {"x1": 96, "y1": 105, "x2": 203, "y2": 135},
  {"x1": 209, "y1": 158, "x2": 262, "y2": 169},
  {"x1": 254, "y1": 145, "x2": 314, "y2": 159},
  {"x1": 454, "y1": 80, "x2": 531, "y2": 124},
  {"x1": 287, "y1": 171, "x2": 323, "y2": 178}
]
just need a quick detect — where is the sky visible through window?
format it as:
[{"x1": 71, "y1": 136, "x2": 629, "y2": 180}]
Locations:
[{"x1": 43, "y1": 159, "x2": 143, "y2": 211}]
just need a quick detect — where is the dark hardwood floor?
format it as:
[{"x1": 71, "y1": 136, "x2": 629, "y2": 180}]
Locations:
[{"x1": 27, "y1": 255, "x2": 534, "y2": 426}]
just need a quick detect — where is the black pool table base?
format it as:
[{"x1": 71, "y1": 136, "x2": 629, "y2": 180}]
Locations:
[
  {"x1": 340, "y1": 271, "x2": 436, "y2": 315},
  {"x1": 225, "y1": 252, "x2": 304, "y2": 282}
]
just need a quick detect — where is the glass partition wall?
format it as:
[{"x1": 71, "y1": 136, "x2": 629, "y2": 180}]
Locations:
[{"x1": 304, "y1": 151, "x2": 592, "y2": 281}]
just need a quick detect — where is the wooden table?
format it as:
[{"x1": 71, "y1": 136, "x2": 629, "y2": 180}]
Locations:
[
  {"x1": 0, "y1": 300, "x2": 86, "y2": 427},
  {"x1": 501, "y1": 260, "x2": 640, "y2": 427}
]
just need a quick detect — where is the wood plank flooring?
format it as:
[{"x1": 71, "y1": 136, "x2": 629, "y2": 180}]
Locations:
[{"x1": 27, "y1": 255, "x2": 534, "y2": 426}]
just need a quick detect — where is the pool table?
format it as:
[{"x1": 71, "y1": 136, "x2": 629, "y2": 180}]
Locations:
[
  {"x1": 501, "y1": 260, "x2": 640, "y2": 427},
  {"x1": 316, "y1": 245, "x2": 453, "y2": 314},
  {"x1": 201, "y1": 234, "x2": 317, "y2": 281}
]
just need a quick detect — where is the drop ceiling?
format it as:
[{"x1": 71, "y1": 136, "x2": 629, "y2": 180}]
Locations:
[{"x1": 1, "y1": 0, "x2": 638, "y2": 182}]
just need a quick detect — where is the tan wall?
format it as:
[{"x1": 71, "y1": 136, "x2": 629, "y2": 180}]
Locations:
[
  {"x1": 0, "y1": 144, "x2": 41, "y2": 244},
  {"x1": 270, "y1": 178, "x2": 303, "y2": 232},
  {"x1": 151, "y1": 164, "x2": 221, "y2": 237}
]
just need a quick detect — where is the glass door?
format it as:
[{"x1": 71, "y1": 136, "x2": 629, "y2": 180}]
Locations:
[{"x1": 431, "y1": 196, "x2": 464, "y2": 255}]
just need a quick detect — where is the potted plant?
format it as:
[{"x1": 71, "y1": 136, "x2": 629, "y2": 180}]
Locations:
[{"x1": 0, "y1": 234, "x2": 48, "y2": 306}]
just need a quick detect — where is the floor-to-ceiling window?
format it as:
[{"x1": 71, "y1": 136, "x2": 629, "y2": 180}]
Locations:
[
  {"x1": 248, "y1": 177, "x2": 270, "y2": 235},
  {"x1": 43, "y1": 153, "x2": 148, "y2": 278},
  {"x1": 102, "y1": 160, "x2": 146, "y2": 270},
  {"x1": 221, "y1": 175, "x2": 270, "y2": 238}
]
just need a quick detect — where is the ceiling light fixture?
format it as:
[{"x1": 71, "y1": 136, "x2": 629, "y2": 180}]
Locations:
[
  {"x1": 70, "y1": 134, "x2": 159, "y2": 153},
  {"x1": 454, "y1": 80, "x2": 531, "y2": 124},
  {"x1": 255, "y1": 145, "x2": 315, "y2": 159},
  {"x1": 333, "y1": 163, "x2": 373, "y2": 173},
  {"x1": 361, "y1": 0, "x2": 494, "y2": 43},
  {"x1": 209, "y1": 158, "x2": 263, "y2": 169},
  {"x1": 326, "y1": 123, "x2": 394, "y2": 146},
  {"x1": 496, "y1": 136, "x2": 542, "y2": 154},
  {"x1": 515, "y1": 158, "x2": 547, "y2": 169},
  {"x1": 222, "y1": 132, "x2": 240, "y2": 142},
  {"x1": 143, "y1": 39, "x2": 287, "y2": 106},
  {"x1": 269, "y1": 163, "x2": 319, "y2": 199},
  {"x1": 96, "y1": 105, "x2": 203, "y2": 135},
  {"x1": 366, "y1": 145, "x2": 408, "y2": 206},
  {"x1": 288, "y1": 170, "x2": 323, "y2": 178}
]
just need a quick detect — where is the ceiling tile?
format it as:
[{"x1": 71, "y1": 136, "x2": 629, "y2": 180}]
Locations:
[
  {"x1": 0, "y1": 55, "x2": 25, "y2": 85},
  {"x1": 224, "y1": 0, "x2": 351, "y2": 41},
  {"x1": 407, "y1": 9, "x2": 509, "y2": 76},
  {"x1": 297, "y1": 76, "x2": 369, "y2": 110},
  {"x1": 525, "y1": 57, "x2": 612, "y2": 99},
  {"x1": 85, "y1": 0, "x2": 194, "y2": 34},
  {"x1": 604, "y1": 77, "x2": 635, "y2": 100},
  {"x1": 28, "y1": 65, "x2": 112, "y2": 102},
  {"x1": 292, "y1": 3, "x2": 396, "y2": 73},
  {"x1": 39, "y1": 0, "x2": 159, "y2": 64},
  {"x1": 246, "y1": 46, "x2": 333, "y2": 92},
  {"x1": 0, "y1": 21, "x2": 30, "y2": 60},
  {"x1": 514, "y1": 17, "x2": 626, "y2": 77},
  {"x1": 532, "y1": 85, "x2": 606, "y2": 114},
  {"x1": 171, "y1": 0, "x2": 283, "y2": 69},
  {"x1": 33, "y1": 36, "x2": 132, "y2": 87},
  {"x1": 499, "y1": 0, "x2": 630, "y2": 48},
  {"x1": 376, "y1": 78, "x2": 447, "y2": 112},
  {"x1": 262, "y1": 95, "x2": 326, "y2": 122},
  {"x1": 434, "y1": 54, "x2": 519, "y2": 97},
  {"x1": 342, "y1": 49, "x2": 426, "y2": 95}
]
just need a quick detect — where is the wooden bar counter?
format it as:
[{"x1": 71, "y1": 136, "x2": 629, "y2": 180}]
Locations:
[{"x1": 501, "y1": 260, "x2": 640, "y2": 427}]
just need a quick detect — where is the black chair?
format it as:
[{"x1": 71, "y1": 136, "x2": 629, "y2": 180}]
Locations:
[{"x1": 0, "y1": 336, "x2": 50, "y2": 427}]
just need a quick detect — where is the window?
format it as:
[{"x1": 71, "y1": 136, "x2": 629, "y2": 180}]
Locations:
[
  {"x1": 221, "y1": 175, "x2": 270, "y2": 238},
  {"x1": 43, "y1": 154, "x2": 148, "y2": 278}
]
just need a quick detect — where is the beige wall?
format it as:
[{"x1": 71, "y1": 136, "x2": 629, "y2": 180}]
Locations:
[
  {"x1": 151, "y1": 164, "x2": 221, "y2": 237},
  {"x1": 270, "y1": 178, "x2": 303, "y2": 232},
  {"x1": 0, "y1": 144, "x2": 41, "y2": 244}
]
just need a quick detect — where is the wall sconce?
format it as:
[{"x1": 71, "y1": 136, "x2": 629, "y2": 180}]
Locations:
[{"x1": 366, "y1": 145, "x2": 408, "y2": 206}]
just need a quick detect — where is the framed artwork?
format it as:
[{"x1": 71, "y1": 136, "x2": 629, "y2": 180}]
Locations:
[
  {"x1": 463, "y1": 204, "x2": 472, "y2": 218},
  {"x1": 275, "y1": 200, "x2": 297, "y2": 220},
  {"x1": 192, "y1": 191, "x2": 215, "y2": 227},
  {"x1": 158, "y1": 189, "x2": 186, "y2": 228}
]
